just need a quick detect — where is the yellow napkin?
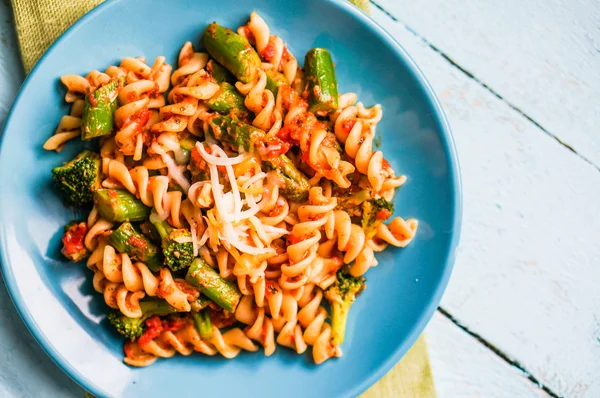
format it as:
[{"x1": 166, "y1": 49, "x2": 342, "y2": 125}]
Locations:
[{"x1": 9, "y1": 0, "x2": 436, "y2": 396}]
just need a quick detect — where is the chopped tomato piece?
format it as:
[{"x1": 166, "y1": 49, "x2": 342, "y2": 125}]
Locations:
[
  {"x1": 138, "y1": 316, "x2": 163, "y2": 346},
  {"x1": 375, "y1": 209, "x2": 392, "y2": 221},
  {"x1": 62, "y1": 222, "x2": 87, "y2": 257}
]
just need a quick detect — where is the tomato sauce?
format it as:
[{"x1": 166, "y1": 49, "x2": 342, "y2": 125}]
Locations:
[
  {"x1": 62, "y1": 222, "x2": 87, "y2": 257},
  {"x1": 138, "y1": 316, "x2": 163, "y2": 346}
]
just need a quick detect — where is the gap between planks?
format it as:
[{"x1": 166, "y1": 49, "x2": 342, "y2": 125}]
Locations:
[
  {"x1": 437, "y1": 307, "x2": 561, "y2": 398},
  {"x1": 368, "y1": 1, "x2": 571, "y2": 396},
  {"x1": 370, "y1": 0, "x2": 600, "y2": 174}
]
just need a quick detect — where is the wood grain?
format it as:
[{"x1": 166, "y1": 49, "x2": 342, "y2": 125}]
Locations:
[
  {"x1": 373, "y1": 0, "x2": 600, "y2": 167},
  {"x1": 371, "y1": 6, "x2": 600, "y2": 397},
  {"x1": 427, "y1": 313, "x2": 548, "y2": 397}
]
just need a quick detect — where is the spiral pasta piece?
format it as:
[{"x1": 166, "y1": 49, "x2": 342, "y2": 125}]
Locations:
[{"x1": 238, "y1": 11, "x2": 298, "y2": 84}]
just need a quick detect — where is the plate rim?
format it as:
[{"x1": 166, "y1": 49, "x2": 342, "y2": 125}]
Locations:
[{"x1": 0, "y1": 0, "x2": 463, "y2": 396}]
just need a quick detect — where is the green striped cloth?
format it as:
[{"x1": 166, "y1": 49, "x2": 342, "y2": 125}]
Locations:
[{"x1": 9, "y1": 0, "x2": 436, "y2": 397}]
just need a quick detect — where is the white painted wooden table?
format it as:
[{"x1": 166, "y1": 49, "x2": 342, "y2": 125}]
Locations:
[{"x1": 0, "y1": 1, "x2": 598, "y2": 397}]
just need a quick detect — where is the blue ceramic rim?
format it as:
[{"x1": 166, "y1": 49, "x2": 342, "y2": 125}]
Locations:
[{"x1": 0, "y1": 0, "x2": 463, "y2": 396}]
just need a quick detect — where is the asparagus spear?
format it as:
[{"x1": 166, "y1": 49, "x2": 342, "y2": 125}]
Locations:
[
  {"x1": 208, "y1": 115, "x2": 310, "y2": 201},
  {"x1": 175, "y1": 135, "x2": 197, "y2": 165},
  {"x1": 185, "y1": 258, "x2": 241, "y2": 312},
  {"x1": 94, "y1": 189, "x2": 150, "y2": 222},
  {"x1": 81, "y1": 77, "x2": 125, "y2": 140},
  {"x1": 265, "y1": 70, "x2": 287, "y2": 98},
  {"x1": 209, "y1": 115, "x2": 264, "y2": 152},
  {"x1": 205, "y1": 82, "x2": 250, "y2": 118},
  {"x1": 192, "y1": 308, "x2": 213, "y2": 339},
  {"x1": 150, "y1": 216, "x2": 194, "y2": 272},
  {"x1": 263, "y1": 155, "x2": 310, "y2": 202},
  {"x1": 190, "y1": 295, "x2": 213, "y2": 312},
  {"x1": 207, "y1": 59, "x2": 234, "y2": 83},
  {"x1": 107, "y1": 222, "x2": 162, "y2": 271},
  {"x1": 304, "y1": 48, "x2": 339, "y2": 115},
  {"x1": 203, "y1": 22, "x2": 261, "y2": 84}
]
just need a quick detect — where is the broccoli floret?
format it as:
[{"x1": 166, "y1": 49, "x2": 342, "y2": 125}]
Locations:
[
  {"x1": 107, "y1": 298, "x2": 178, "y2": 341},
  {"x1": 61, "y1": 221, "x2": 89, "y2": 262},
  {"x1": 361, "y1": 197, "x2": 394, "y2": 239},
  {"x1": 52, "y1": 149, "x2": 101, "y2": 207},
  {"x1": 151, "y1": 213, "x2": 194, "y2": 272},
  {"x1": 324, "y1": 270, "x2": 366, "y2": 345}
]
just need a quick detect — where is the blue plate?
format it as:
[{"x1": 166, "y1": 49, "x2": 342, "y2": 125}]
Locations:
[{"x1": 0, "y1": 0, "x2": 461, "y2": 396}]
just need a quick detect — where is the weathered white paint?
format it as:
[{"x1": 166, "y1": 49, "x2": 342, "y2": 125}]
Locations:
[
  {"x1": 427, "y1": 313, "x2": 548, "y2": 397},
  {"x1": 0, "y1": 0, "x2": 597, "y2": 397},
  {"x1": 372, "y1": 6, "x2": 600, "y2": 397},
  {"x1": 374, "y1": 0, "x2": 600, "y2": 167}
]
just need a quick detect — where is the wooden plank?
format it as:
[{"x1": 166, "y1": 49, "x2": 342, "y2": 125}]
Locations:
[
  {"x1": 373, "y1": 0, "x2": 600, "y2": 167},
  {"x1": 371, "y1": 6, "x2": 600, "y2": 398},
  {"x1": 427, "y1": 313, "x2": 548, "y2": 397}
]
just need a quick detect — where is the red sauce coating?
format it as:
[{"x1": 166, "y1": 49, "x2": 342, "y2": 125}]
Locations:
[
  {"x1": 127, "y1": 235, "x2": 147, "y2": 249},
  {"x1": 62, "y1": 222, "x2": 87, "y2": 257},
  {"x1": 342, "y1": 119, "x2": 356, "y2": 134},
  {"x1": 376, "y1": 209, "x2": 392, "y2": 221},
  {"x1": 138, "y1": 316, "x2": 163, "y2": 346},
  {"x1": 260, "y1": 38, "x2": 276, "y2": 61}
]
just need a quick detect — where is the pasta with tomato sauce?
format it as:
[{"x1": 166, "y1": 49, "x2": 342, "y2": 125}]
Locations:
[{"x1": 45, "y1": 11, "x2": 418, "y2": 367}]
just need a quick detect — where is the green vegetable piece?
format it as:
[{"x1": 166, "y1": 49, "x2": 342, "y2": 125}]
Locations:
[
  {"x1": 151, "y1": 214, "x2": 194, "y2": 272},
  {"x1": 51, "y1": 149, "x2": 101, "y2": 207},
  {"x1": 175, "y1": 135, "x2": 198, "y2": 165},
  {"x1": 208, "y1": 115, "x2": 310, "y2": 202},
  {"x1": 304, "y1": 48, "x2": 339, "y2": 115},
  {"x1": 81, "y1": 77, "x2": 125, "y2": 140},
  {"x1": 208, "y1": 115, "x2": 265, "y2": 152},
  {"x1": 190, "y1": 295, "x2": 213, "y2": 312},
  {"x1": 207, "y1": 59, "x2": 234, "y2": 83},
  {"x1": 263, "y1": 155, "x2": 311, "y2": 202},
  {"x1": 361, "y1": 198, "x2": 394, "y2": 240},
  {"x1": 107, "y1": 222, "x2": 162, "y2": 271},
  {"x1": 192, "y1": 308, "x2": 213, "y2": 339},
  {"x1": 186, "y1": 258, "x2": 242, "y2": 312},
  {"x1": 203, "y1": 22, "x2": 261, "y2": 84},
  {"x1": 324, "y1": 270, "x2": 366, "y2": 345},
  {"x1": 94, "y1": 189, "x2": 151, "y2": 223},
  {"x1": 205, "y1": 82, "x2": 249, "y2": 118},
  {"x1": 107, "y1": 298, "x2": 179, "y2": 341},
  {"x1": 265, "y1": 70, "x2": 287, "y2": 98}
]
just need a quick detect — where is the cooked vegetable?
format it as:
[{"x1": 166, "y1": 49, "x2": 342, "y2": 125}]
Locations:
[
  {"x1": 207, "y1": 59, "x2": 234, "y2": 83},
  {"x1": 81, "y1": 77, "x2": 125, "y2": 140},
  {"x1": 192, "y1": 308, "x2": 213, "y2": 339},
  {"x1": 209, "y1": 115, "x2": 310, "y2": 201},
  {"x1": 361, "y1": 197, "x2": 394, "y2": 239},
  {"x1": 304, "y1": 48, "x2": 339, "y2": 115},
  {"x1": 209, "y1": 114, "x2": 264, "y2": 152},
  {"x1": 185, "y1": 258, "x2": 242, "y2": 312},
  {"x1": 151, "y1": 215, "x2": 194, "y2": 272},
  {"x1": 203, "y1": 22, "x2": 261, "y2": 83},
  {"x1": 51, "y1": 149, "x2": 101, "y2": 207},
  {"x1": 107, "y1": 221, "x2": 162, "y2": 271},
  {"x1": 190, "y1": 295, "x2": 213, "y2": 312},
  {"x1": 265, "y1": 70, "x2": 287, "y2": 98},
  {"x1": 205, "y1": 82, "x2": 250, "y2": 118},
  {"x1": 107, "y1": 298, "x2": 179, "y2": 341},
  {"x1": 94, "y1": 189, "x2": 151, "y2": 222},
  {"x1": 263, "y1": 154, "x2": 311, "y2": 202},
  {"x1": 324, "y1": 270, "x2": 366, "y2": 345},
  {"x1": 61, "y1": 221, "x2": 89, "y2": 262}
]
